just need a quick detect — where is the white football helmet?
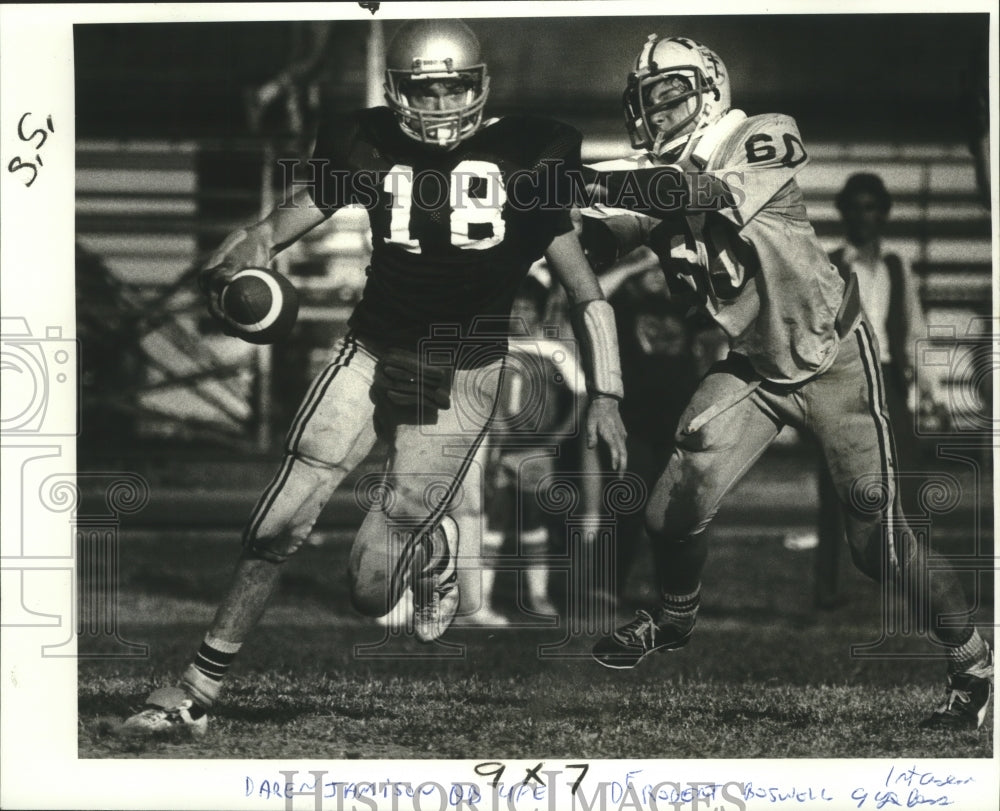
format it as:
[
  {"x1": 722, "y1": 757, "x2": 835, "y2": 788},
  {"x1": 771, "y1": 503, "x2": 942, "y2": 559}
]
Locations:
[
  {"x1": 384, "y1": 19, "x2": 490, "y2": 148},
  {"x1": 623, "y1": 35, "x2": 731, "y2": 163}
]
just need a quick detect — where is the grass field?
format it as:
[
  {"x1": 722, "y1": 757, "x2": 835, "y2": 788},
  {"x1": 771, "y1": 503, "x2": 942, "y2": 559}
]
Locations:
[{"x1": 77, "y1": 525, "x2": 994, "y2": 761}]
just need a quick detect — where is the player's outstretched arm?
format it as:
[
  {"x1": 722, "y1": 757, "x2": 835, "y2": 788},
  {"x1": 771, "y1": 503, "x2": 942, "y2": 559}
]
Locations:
[
  {"x1": 199, "y1": 187, "x2": 329, "y2": 323},
  {"x1": 545, "y1": 230, "x2": 628, "y2": 475},
  {"x1": 574, "y1": 202, "x2": 655, "y2": 274},
  {"x1": 583, "y1": 162, "x2": 739, "y2": 225}
]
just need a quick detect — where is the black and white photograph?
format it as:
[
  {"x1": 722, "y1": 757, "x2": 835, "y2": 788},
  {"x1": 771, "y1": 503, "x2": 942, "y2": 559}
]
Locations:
[{"x1": 1, "y1": 2, "x2": 997, "y2": 809}]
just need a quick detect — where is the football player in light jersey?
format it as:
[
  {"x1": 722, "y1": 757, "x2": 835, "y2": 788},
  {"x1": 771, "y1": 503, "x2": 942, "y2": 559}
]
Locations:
[
  {"x1": 123, "y1": 19, "x2": 627, "y2": 737},
  {"x1": 584, "y1": 35, "x2": 992, "y2": 730}
]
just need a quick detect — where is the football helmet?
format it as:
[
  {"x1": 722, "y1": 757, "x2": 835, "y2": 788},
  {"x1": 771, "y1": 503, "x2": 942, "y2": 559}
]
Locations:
[
  {"x1": 623, "y1": 35, "x2": 731, "y2": 163},
  {"x1": 384, "y1": 19, "x2": 490, "y2": 148}
]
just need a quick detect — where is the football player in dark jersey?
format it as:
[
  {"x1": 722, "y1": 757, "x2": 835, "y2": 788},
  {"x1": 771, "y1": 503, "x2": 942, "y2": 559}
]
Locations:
[{"x1": 123, "y1": 19, "x2": 627, "y2": 738}]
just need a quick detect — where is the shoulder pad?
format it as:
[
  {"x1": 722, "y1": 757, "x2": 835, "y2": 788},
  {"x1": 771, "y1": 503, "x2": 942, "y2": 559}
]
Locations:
[
  {"x1": 714, "y1": 112, "x2": 808, "y2": 172},
  {"x1": 737, "y1": 113, "x2": 801, "y2": 139}
]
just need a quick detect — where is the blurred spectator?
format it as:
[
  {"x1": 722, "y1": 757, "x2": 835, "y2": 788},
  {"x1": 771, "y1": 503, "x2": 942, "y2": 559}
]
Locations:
[
  {"x1": 475, "y1": 274, "x2": 587, "y2": 624},
  {"x1": 604, "y1": 265, "x2": 700, "y2": 606},
  {"x1": 805, "y1": 172, "x2": 937, "y2": 609},
  {"x1": 832, "y1": 173, "x2": 934, "y2": 426}
]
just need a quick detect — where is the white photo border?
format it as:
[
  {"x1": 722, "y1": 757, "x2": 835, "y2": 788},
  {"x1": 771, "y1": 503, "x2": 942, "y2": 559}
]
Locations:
[{"x1": 1, "y1": 2, "x2": 997, "y2": 810}]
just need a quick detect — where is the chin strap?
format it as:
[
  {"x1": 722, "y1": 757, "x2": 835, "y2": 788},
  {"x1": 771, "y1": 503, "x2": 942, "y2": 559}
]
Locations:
[{"x1": 572, "y1": 299, "x2": 624, "y2": 400}]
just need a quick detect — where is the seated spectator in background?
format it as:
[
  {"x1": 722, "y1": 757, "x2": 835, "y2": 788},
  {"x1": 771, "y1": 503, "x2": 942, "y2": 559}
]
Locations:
[{"x1": 807, "y1": 172, "x2": 938, "y2": 608}]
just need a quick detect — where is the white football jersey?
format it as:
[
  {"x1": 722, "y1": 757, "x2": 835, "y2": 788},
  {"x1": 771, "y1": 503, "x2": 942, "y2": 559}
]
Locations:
[{"x1": 585, "y1": 111, "x2": 847, "y2": 384}]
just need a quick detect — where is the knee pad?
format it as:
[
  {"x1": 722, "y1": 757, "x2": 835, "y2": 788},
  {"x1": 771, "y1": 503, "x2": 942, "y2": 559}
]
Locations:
[
  {"x1": 847, "y1": 541, "x2": 881, "y2": 582},
  {"x1": 242, "y1": 451, "x2": 347, "y2": 564},
  {"x1": 848, "y1": 522, "x2": 922, "y2": 582},
  {"x1": 644, "y1": 476, "x2": 707, "y2": 540},
  {"x1": 348, "y1": 565, "x2": 390, "y2": 617},
  {"x1": 348, "y1": 515, "x2": 451, "y2": 617}
]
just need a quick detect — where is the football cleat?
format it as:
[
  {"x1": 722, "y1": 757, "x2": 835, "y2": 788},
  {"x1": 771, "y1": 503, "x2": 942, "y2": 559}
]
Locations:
[
  {"x1": 412, "y1": 516, "x2": 460, "y2": 642},
  {"x1": 592, "y1": 610, "x2": 693, "y2": 670},
  {"x1": 121, "y1": 686, "x2": 208, "y2": 738},
  {"x1": 920, "y1": 649, "x2": 994, "y2": 730}
]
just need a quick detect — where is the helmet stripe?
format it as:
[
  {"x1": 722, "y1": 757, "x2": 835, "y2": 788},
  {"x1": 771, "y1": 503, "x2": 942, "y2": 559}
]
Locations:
[{"x1": 638, "y1": 34, "x2": 659, "y2": 72}]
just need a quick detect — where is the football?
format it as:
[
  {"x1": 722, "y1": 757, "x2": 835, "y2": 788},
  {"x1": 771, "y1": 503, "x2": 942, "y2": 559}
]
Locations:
[{"x1": 219, "y1": 267, "x2": 299, "y2": 345}]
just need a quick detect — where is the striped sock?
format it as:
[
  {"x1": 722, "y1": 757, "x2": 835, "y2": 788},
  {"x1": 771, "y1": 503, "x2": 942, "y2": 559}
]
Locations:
[
  {"x1": 656, "y1": 587, "x2": 700, "y2": 632},
  {"x1": 948, "y1": 629, "x2": 990, "y2": 675},
  {"x1": 185, "y1": 635, "x2": 242, "y2": 706}
]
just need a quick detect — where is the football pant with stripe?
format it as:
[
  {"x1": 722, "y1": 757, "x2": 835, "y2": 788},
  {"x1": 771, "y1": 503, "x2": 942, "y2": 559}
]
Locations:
[
  {"x1": 646, "y1": 319, "x2": 972, "y2": 645},
  {"x1": 242, "y1": 333, "x2": 504, "y2": 616}
]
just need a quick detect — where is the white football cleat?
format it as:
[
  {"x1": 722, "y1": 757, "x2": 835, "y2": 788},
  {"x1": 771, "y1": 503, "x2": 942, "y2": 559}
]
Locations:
[
  {"x1": 412, "y1": 516, "x2": 460, "y2": 643},
  {"x1": 122, "y1": 686, "x2": 208, "y2": 738}
]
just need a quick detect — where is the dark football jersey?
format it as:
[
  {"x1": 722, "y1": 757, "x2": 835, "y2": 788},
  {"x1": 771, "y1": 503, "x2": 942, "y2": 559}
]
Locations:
[{"x1": 308, "y1": 107, "x2": 580, "y2": 360}]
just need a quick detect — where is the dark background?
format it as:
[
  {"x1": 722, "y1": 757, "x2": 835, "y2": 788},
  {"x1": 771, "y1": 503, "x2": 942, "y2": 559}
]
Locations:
[{"x1": 74, "y1": 14, "x2": 989, "y2": 143}]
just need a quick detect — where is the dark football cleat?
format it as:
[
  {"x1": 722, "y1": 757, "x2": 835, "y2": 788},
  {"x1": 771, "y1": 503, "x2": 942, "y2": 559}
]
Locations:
[
  {"x1": 920, "y1": 650, "x2": 994, "y2": 730},
  {"x1": 592, "y1": 610, "x2": 693, "y2": 670}
]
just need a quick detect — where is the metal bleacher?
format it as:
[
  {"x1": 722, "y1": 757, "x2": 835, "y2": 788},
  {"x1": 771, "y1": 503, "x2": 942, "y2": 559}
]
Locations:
[
  {"x1": 801, "y1": 143, "x2": 993, "y2": 429},
  {"x1": 77, "y1": 139, "x2": 284, "y2": 450},
  {"x1": 75, "y1": 135, "x2": 994, "y2": 451}
]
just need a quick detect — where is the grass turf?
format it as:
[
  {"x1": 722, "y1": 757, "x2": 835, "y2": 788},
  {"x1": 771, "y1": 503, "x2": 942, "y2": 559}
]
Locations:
[{"x1": 78, "y1": 529, "x2": 994, "y2": 759}]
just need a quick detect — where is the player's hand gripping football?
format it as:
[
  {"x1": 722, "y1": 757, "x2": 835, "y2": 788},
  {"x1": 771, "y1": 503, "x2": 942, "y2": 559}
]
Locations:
[
  {"x1": 198, "y1": 229, "x2": 271, "y2": 328},
  {"x1": 587, "y1": 395, "x2": 628, "y2": 476}
]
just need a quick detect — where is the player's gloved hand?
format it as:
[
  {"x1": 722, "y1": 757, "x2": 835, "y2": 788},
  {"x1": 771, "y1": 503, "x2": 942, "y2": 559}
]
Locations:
[
  {"x1": 373, "y1": 348, "x2": 453, "y2": 410},
  {"x1": 586, "y1": 395, "x2": 628, "y2": 476},
  {"x1": 578, "y1": 214, "x2": 621, "y2": 272}
]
